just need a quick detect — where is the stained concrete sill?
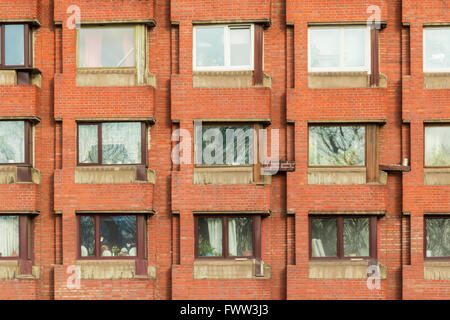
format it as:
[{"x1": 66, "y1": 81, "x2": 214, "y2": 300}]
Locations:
[
  {"x1": 194, "y1": 166, "x2": 271, "y2": 185},
  {"x1": 424, "y1": 168, "x2": 450, "y2": 186},
  {"x1": 309, "y1": 260, "x2": 387, "y2": 279},
  {"x1": 0, "y1": 261, "x2": 40, "y2": 280},
  {"x1": 308, "y1": 72, "x2": 387, "y2": 89},
  {"x1": 75, "y1": 166, "x2": 156, "y2": 184},
  {"x1": 0, "y1": 166, "x2": 40, "y2": 184},
  {"x1": 76, "y1": 68, "x2": 156, "y2": 87},
  {"x1": 424, "y1": 261, "x2": 450, "y2": 280},
  {"x1": 423, "y1": 72, "x2": 450, "y2": 89},
  {"x1": 193, "y1": 71, "x2": 272, "y2": 88},
  {"x1": 193, "y1": 259, "x2": 271, "y2": 279},
  {"x1": 76, "y1": 260, "x2": 156, "y2": 280},
  {"x1": 308, "y1": 167, "x2": 387, "y2": 185}
]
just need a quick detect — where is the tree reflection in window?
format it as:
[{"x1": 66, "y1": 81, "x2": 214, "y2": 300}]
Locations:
[
  {"x1": 425, "y1": 126, "x2": 450, "y2": 166},
  {"x1": 311, "y1": 218, "x2": 337, "y2": 257},
  {"x1": 0, "y1": 121, "x2": 25, "y2": 164},
  {"x1": 80, "y1": 216, "x2": 95, "y2": 257},
  {"x1": 343, "y1": 218, "x2": 369, "y2": 257},
  {"x1": 228, "y1": 217, "x2": 253, "y2": 257},
  {"x1": 426, "y1": 218, "x2": 450, "y2": 258},
  {"x1": 309, "y1": 126, "x2": 365, "y2": 166}
]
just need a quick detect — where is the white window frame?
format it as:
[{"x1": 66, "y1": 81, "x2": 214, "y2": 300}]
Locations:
[
  {"x1": 308, "y1": 25, "x2": 371, "y2": 73},
  {"x1": 423, "y1": 27, "x2": 450, "y2": 72},
  {"x1": 193, "y1": 24, "x2": 254, "y2": 71}
]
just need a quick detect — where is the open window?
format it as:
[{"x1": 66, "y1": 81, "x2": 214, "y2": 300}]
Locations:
[
  {"x1": 425, "y1": 216, "x2": 450, "y2": 259},
  {"x1": 195, "y1": 215, "x2": 261, "y2": 259},
  {"x1": 309, "y1": 215, "x2": 377, "y2": 260},
  {"x1": 0, "y1": 215, "x2": 33, "y2": 274},
  {"x1": 76, "y1": 24, "x2": 149, "y2": 86},
  {"x1": 307, "y1": 124, "x2": 380, "y2": 184}
]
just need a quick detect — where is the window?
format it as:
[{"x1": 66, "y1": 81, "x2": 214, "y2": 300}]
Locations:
[
  {"x1": 78, "y1": 214, "x2": 146, "y2": 259},
  {"x1": 193, "y1": 25, "x2": 254, "y2": 71},
  {"x1": 195, "y1": 125, "x2": 254, "y2": 166},
  {"x1": 0, "y1": 24, "x2": 32, "y2": 69},
  {"x1": 78, "y1": 26, "x2": 136, "y2": 68},
  {"x1": 310, "y1": 216, "x2": 377, "y2": 259},
  {"x1": 308, "y1": 26, "x2": 371, "y2": 72},
  {"x1": 424, "y1": 28, "x2": 450, "y2": 72},
  {"x1": 0, "y1": 215, "x2": 32, "y2": 261},
  {"x1": 0, "y1": 121, "x2": 31, "y2": 165},
  {"x1": 425, "y1": 126, "x2": 450, "y2": 167},
  {"x1": 77, "y1": 122, "x2": 146, "y2": 166},
  {"x1": 425, "y1": 217, "x2": 450, "y2": 259},
  {"x1": 309, "y1": 125, "x2": 366, "y2": 166},
  {"x1": 195, "y1": 215, "x2": 261, "y2": 259}
]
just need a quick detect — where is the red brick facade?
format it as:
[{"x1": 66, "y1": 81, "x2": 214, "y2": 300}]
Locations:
[{"x1": 0, "y1": 0, "x2": 448, "y2": 300}]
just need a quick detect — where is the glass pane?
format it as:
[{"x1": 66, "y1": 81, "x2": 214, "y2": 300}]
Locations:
[
  {"x1": 200, "y1": 126, "x2": 253, "y2": 165},
  {"x1": 198, "y1": 217, "x2": 222, "y2": 256},
  {"x1": 100, "y1": 216, "x2": 137, "y2": 257},
  {"x1": 79, "y1": 27, "x2": 135, "y2": 67},
  {"x1": 426, "y1": 218, "x2": 450, "y2": 257},
  {"x1": 424, "y1": 28, "x2": 450, "y2": 70},
  {"x1": 0, "y1": 121, "x2": 25, "y2": 164},
  {"x1": 343, "y1": 218, "x2": 370, "y2": 257},
  {"x1": 0, "y1": 216, "x2": 19, "y2": 257},
  {"x1": 80, "y1": 216, "x2": 95, "y2": 257},
  {"x1": 102, "y1": 122, "x2": 141, "y2": 164},
  {"x1": 5, "y1": 25, "x2": 25, "y2": 66},
  {"x1": 229, "y1": 217, "x2": 253, "y2": 256},
  {"x1": 311, "y1": 218, "x2": 337, "y2": 257},
  {"x1": 195, "y1": 27, "x2": 225, "y2": 67},
  {"x1": 344, "y1": 28, "x2": 365, "y2": 67},
  {"x1": 78, "y1": 125, "x2": 98, "y2": 164},
  {"x1": 309, "y1": 126, "x2": 365, "y2": 166},
  {"x1": 230, "y1": 27, "x2": 251, "y2": 67},
  {"x1": 310, "y1": 28, "x2": 340, "y2": 68},
  {"x1": 425, "y1": 126, "x2": 450, "y2": 166}
]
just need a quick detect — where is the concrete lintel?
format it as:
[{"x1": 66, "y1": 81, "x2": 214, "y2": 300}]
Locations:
[
  {"x1": 192, "y1": 18, "x2": 271, "y2": 27},
  {"x1": 193, "y1": 210, "x2": 271, "y2": 216},
  {"x1": 423, "y1": 119, "x2": 450, "y2": 124},
  {"x1": 0, "y1": 116, "x2": 41, "y2": 124},
  {"x1": 55, "y1": 19, "x2": 156, "y2": 27},
  {"x1": 307, "y1": 119, "x2": 386, "y2": 125},
  {"x1": 76, "y1": 117, "x2": 155, "y2": 124},
  {"x1": 194, "y1": 118, "x2": 271, "y2": 125},
  {"x1": 423, "y1": 22, "x2": 450, "y2": 27},
  {"x1": 308, "y1": 21, "x2": 387, "y2": 28},
  {"x1": 0, "y1": 18, "x2": 41, "y2": 26},
  {"x1": 75, "y1": 210, "x2": 155, "y2": 215},
  {"x1": 309, "y1": 210, "x2": 386, "y2": 216},
  {"x1": 424, "y1": 211, "x2": 450, "y2": 215},
  {"x1": 0, "y1": 210, "x2": 40, "y2": 215}
]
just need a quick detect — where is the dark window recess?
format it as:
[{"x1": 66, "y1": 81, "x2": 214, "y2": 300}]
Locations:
[
  {"x1": 0, "y1": 215, "x2": 33, "y2": 275},
  {"x1": 425, "y1": 216, "x2": 450, "y2": 260},
  {"x1": 78, "y1": 214, "x2": 148, "y2": 275},
  {"x1": 309, "y1": 216, "x2": 377, "y2": 260},
  {"x1": 0, "y1": 121, "x2": 33, "y2": 182},
  {"x1": 77, "y1": 122, "x2": 147, "y2": 168},
  {"x1": 195, "y1": 215, "x2": 262, "y2": 260}
]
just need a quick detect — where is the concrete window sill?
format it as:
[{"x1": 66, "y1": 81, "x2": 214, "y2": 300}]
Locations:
[
  {"x1": 76, "y1": 68, "x2": 156, "y2": 87},
  {"x1": 75, "y1": 166, "x2": 156, "y2": 184},
  {"x1": 423, "y1": 72, "x2": 450, "y2": 89},
  {"x1": 308, "y1": 72, "x2": 387, "y2": 89},
  {"x1": 424, "y1": 168, "x2": 450, "y2": 186},
  {"x1": 0, "y1": 261, "x2": 40, "y2": 280},
  {"x1": 307, "y1": 167, "x2": 387, "y2": 185},
  {"x1": 194, "y1": 166, "x2": 271, "y2": 185},
  {"x1": 192, "y1": 70, "x2": 271, "y2": 88},
  {"x1": 424, "y1": 261, "x2": 450, "y2": 280},
  {"x1": 0, "y1": 166, "x2": 41, "y2": 184},
  {"x1": 193, "y1": 259, "x2": 271, "y2": 279},
  {"x1": 76, "y1": 260, "x2": 156, "y2": 280},
  {"x1": 308, "y1": 260, "x2": 387, "y2": 279}
]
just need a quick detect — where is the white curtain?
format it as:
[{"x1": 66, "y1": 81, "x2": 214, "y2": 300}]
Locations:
[
  {"x1": 78, "y1": 125, "x2": 98, "y2": 164},
  {"x1": 0, "y1": 216, "x2": 19, "y2": 257},
  {"x1": 228, "y1": 219, "x2": 237, "y2": 256},
  {"x1": 102, "y1": 122, "x2": 141, "y2": 164},
  {"x1": 207, "y1": 219, "x2": 222, "y2": 256}
]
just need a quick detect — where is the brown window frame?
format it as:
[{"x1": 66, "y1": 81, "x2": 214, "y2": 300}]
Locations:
[
  {"x1": 309, "y1": 215, "x2": 378, "y2": 261},
  {"x1": 0, "y1": 120, "x2": 32, "y2": 166},
  {"x1": 194, "y1": 215, "x2": 262, "y2": 260},
  {"x1": 424, "y1": 216, "x2": 450, "y2": 261},
  {"x1": 0, "y1": 23, "x2": 33, "y2": 69},
  {"x1": 76, "y1": 214, "x2": 147, "y2": 261},
  {"x1": 307, "y1": 123, "x2": 379, "y2": 182},
  {"x1": 76, "y1": 121, "x2": 147, "y2": 167},
  {"x1": 423, "y1": 124, "x2": 450, "y2": 169}
]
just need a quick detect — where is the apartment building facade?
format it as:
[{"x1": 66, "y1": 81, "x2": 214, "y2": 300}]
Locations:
[{"x1": 0, "y1": 0, "x2": 448, "y2": 300}]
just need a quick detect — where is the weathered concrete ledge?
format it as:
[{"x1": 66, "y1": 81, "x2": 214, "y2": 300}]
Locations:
[
  {"x1": 193, "y1": 259, "x2": 271, "y2": 279},
  {"x1": 424, "y1": 168, "x2": 450, "y2": 186},
  {"x1": 193, "y1": 71, "x2": 271, "y2": 88},
  {"x1": 308, "y1": 260, "x2": 387, "y2": 279},
  {"x1": 0, "y1": 166, "x2": 40, "y2": 184},
  {"x1": 308, "y1": 167, "x2": 387, "y2": 185},
  {"x1": 0, "y1": 261, "x2": 20, "y2": 280},
  {"x1": 76, "y1": 68, "x2": 156, "y2": 87},
  {"x1": 424, "y1": 261, "x2": 450, "y2": 280},
  {"x1": 194, "y1": 166, "x2": 253, "y2": 185},
  {"x1": 308, "y1": 72, "x2": 387, "y2": 89},
  {"x1": 76, "y1": 260, "x2": 156, "y2": 280},
  {"x1": 424, "y1": 73, "x2": 450, "y2": 89},
  {"x1": 75, "y1": 166, "x2": 155, "y2": 184}
]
